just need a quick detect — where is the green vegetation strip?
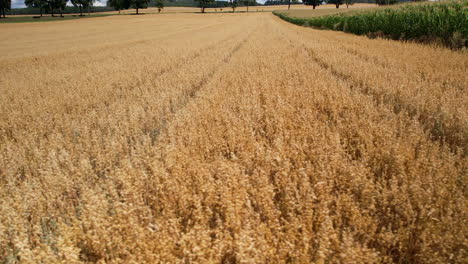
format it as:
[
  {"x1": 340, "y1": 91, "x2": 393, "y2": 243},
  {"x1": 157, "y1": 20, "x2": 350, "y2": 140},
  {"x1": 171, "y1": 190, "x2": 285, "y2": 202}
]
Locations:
[{"x1": 274, "y1": 0, "x2": 468, "y2": 48}]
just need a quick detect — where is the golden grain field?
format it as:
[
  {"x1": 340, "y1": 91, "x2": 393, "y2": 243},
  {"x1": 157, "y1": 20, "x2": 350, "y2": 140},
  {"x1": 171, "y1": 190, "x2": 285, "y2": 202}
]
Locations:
[{"x1": 0, "y1": 12, "x2": 467, "y2": 263}]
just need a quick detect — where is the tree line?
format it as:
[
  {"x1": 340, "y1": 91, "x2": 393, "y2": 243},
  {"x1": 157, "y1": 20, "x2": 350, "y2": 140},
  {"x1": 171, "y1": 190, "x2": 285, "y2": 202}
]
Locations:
[
  {"x1": 0, "y1": 0, "x2": 255, "y2": 18},
  {"x1": 303, "y1": 0, "x2": 354, "y2": 9},
  {"x1": 0, "y1": 0, "x2": 418, "y2": 19},
  {"x1": 23, "y1": 0, "x2": 87, "y2": 17},
  {"x1": 107, "y1": 0, "x2": 152, "y2": 14},
  {"x1": 195, "y1": 0, "x2": 257, "y2": 13},
  {"x1": 20, "y1": 0, "x2": 151, "y2": 16},
  {"x1": 0, "y1": 0, "x2": 11, "y2": 17}
]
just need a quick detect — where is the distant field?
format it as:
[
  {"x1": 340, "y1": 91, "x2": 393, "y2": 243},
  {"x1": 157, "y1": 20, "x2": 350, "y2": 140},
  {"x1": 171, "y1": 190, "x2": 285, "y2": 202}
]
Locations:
[
  {"x1": 2, "y1": 4, "x2": 373, "y2": 22},
  {"x1": 0, "y1": 5, "x2": 302, "y2": 23},
  {"x1": 1, "y1": 10, "x2": 467, "y2": 264},
  {"x1": 276, "y1": 3, "x2": 376, "y2": 18},
  {"x1": 0, "y1": 13, "x2": 114, "y2": 23}
]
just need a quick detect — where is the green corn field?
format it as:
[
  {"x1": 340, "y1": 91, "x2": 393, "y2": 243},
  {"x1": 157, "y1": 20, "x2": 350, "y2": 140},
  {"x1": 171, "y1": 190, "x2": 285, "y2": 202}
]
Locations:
[{"x1": 275, "y1": 0, "x2": 468, "y2": 48}]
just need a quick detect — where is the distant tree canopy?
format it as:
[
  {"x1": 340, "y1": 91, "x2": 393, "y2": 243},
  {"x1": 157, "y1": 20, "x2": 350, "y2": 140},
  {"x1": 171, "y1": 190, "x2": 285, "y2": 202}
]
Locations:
[
  {"x1": 242, "y1": 0, "x2": 255, "y2": 11},
  {"x1": 71, "y1": 0, "x2": 94, "y2": 15},
  {"x1": 303, "y1": 0, "x2": 323, "y2": 9},
  {"x1": 131, "y1": 0, "x2": 148, "y2": 14},
  {"x1": 0, "y1": 0, "x2": 11, "y2": 18},
  {"x1": 43, "y1": 0, "x2": 68, "y2": 16},
  {"x1": 24, "y1": 0, "x2": 68, "y2": 17},
  {"x1": 144, "y1": 0, "x2": 226, "y2": 8},
  {"x1": 228, "y1": 0, "x2": 237, "y2": 12},
  {"x1": 263, "y1": 0, "x2": 300, "y2": 5},
  {"x1": 155, "y1": 0, "x2": 163, "y2": 12},
  {"x1": 343, "y1": 0, "x2": 353, "y2": 8},
  {"x1": 328, "y1": 0, "x2": 343, "y2": 8},
  {"x1": 24, "y1": 0, "x2": 47, "y2": 16},
  {"x1": 194, "y1": 0, "x2": 214, "y2": 13},
  {"x1": 375, "y1": 0, "x2": 398, "y2": 5},
  {"x1": 108, "y1": 0, "x2": 131, "y2": 13}
]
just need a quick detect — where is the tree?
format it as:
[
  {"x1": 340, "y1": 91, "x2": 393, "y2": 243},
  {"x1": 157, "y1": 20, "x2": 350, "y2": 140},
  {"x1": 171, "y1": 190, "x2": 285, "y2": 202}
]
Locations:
[
  {"x1": 131, "y1": 0, "x2": 148, "y2": 14},
  {"x1": 55, "y1": 0, "x2": 67, "y2": 17},
  {"x1": 0, "y1": 0, "x2": 11, "y2": 18},
  {"x1": 25, "y1": 0, "x2": 47, "y2": 16},
  {"x1": 155, "y1": 0, "x2": 163, "y2": 13},
  {"x1": 44, "y1": 0, "x2": 68, "y2": 17},
  {"x1": 108, "y1": 0, "x2": 130, "y2": 14},
  {"x1": 228, "y1": 0, "x2": 237, "y2": 12},
  {"x1": 303, "y1": 0, "x2": 322, "y2": 9},
  {"x1": 195, "y1": 0, "x2": 214, "y2": 13},
  {"x1": 328, "y1": 0, "x2": 343, "y2": 8},
  {"x1": 71, "y1": 0, "x2": 93, "y2": 16},
  {"x1": 243, "y1": 0, "x2": 254, "y2": 12},
  {"x1": 343, "y1": 0, "x2": 353, "y2": 8}
]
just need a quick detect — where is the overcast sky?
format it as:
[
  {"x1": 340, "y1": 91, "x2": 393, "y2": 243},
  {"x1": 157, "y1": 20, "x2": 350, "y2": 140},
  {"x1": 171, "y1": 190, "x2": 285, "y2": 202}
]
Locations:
[{"x1": 12, "y1": 0, "x2": 268, "y2": 8}]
